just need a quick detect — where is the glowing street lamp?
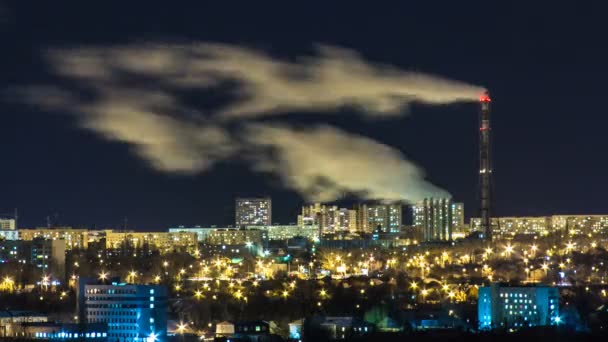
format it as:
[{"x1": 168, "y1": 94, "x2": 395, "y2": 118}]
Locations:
[
  {"x1": 421, "y1": 288, "x2": 429, "y2": 301},
  {"x1": 565, "y1": 241, "x2": 575, "y2": 254},
  {"x1": 504, "y1": 245, "x2": 514, "y2": 257},
  {"x1": 42, "y1": 275, "x2": 50, "y2": 291},
  {"x1": 147, "y1": 332, "x2": 158, "y2": 342},
  {"x1": 177, "y1": 322, "x2": 187, "y2": 334},
  {"x1": 128, "y1": 271, "x2": 137, "y2": 283},
  {"x1": 99, "y1": 271, "x2": 108, "y2": 282}
]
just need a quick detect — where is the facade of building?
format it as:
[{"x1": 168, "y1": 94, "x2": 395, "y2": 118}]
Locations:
[
  {"x1": 478, "y1": 284, "x2": 560, "y2": 330},
  {"x1": 235, "y1": 198, "x2": 272, "y2": 227},
  {"x1": 0, "y1": 230, "x2": 18, "y2": 241},
  {"x1": 80, "y1": 280, "x2": 168, "y2": 342},
  {"x1": 338, "y1": 208, "x2": 358, "y2": 232},
  {"x1": 18, "y1": 228, "x2": 89, "y2": 250},
  {"x1": 104, "y1": 231, "x2": 198, "y2": 254},
  {"x1": 247, "y1": 225, "x2": 320, "y2": 241},
  {"x1": 205, "y1": 228, "x2": 265, "y2": 246},
  {"x1": 413, "y1": 198, "x2": 455, "y2": 242},
  {"x1": 550, "y1": 215, "x2": 608, "y2": 235},
  {"x1": 354, "y1": 204, "x2": 402, "y2": 234},
  {"x1": 469, "y1": 214, "x2": 608, "y2": 238},
  {"x1": 0, "y1": 238, "x2": 65, "y2": 274},
  {"x1": 0, "y1": 311, "x2": 48, "y2": 338},
  {"x1": 0, "y1": 218, "x2": 16, "y2": 230},
  {"x1": 451, "y1": 203, "x2": 465, "y2": 233},
  {"x1": 5, "y1": 322, "x2": 107, "y2": 340},
  {"x1": 298, "y1": 203, "x2": 340, "y2": 233},
  {"x1": 168, "y1": 226, "x2": 217, "y2": 242}
]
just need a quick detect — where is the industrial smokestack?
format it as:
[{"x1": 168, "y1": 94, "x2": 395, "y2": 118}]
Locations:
[{"x1": 479, "y1": 91, "x2": 492, "y2": 240}]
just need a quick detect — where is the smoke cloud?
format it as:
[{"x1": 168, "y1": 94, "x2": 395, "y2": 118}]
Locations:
[
  {"x1": 16, "y1": 42, "x2": 483, "y2": 203},
  {"x1": 244, "y1": 124, "x2": 449, "y2": 202}
]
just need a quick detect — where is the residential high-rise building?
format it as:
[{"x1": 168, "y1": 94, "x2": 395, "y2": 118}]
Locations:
[
  {"x1": 355, "y1": 204, "x2": 402, "y2": 233},
  {"x1": 0, "y1": 218, "x2": 16, "y2": 230},
  {"x1": 298, "y1": 203, "x2": 339, "y2": 233},
  {"x1": 387, "y1": 204, "x2": 402, "y2": 233},
  {"x1": 451, "y1": 203, "x2": 465, "y2": 233},
  {"x1": 338, "y1": 208, "x2": 358, "y2": 232},
  {"x1": 478, "y1": 284, "x2": 560, "y2": 330},
  {"x1": 235, "y1": 198, "x2": 272, "y2": 227},
  {"x1": 412, "y1": 198, "x2": 454, "y2": 242},
  {"x1": 78, "y1": 279, "x2": 167, "y2": 342}
]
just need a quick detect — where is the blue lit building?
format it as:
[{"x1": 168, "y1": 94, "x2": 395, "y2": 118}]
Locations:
[
  {"x1": 17, "y1": 322, "x2": 107, "y2": 340},
  {"x1": 478, "y1": 284, "x2": 560, "y2": 330},
  {"x1": 79, "y1": 279, "x2": 167, "y2": 341}
]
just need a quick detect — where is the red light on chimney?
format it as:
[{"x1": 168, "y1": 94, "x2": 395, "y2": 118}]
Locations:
[{"x1": 479, "y1": 93, "x2": 491, "y2": 102}]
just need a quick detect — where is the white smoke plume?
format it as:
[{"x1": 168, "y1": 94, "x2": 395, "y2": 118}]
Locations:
[
  {"x1": 17, "y1": 86, "x2": 235, "y2": 174},
  {"x1": 244, "y1": 124, "x2": 449, "y2": 202},
  {"x1": 45, "y1": 43, "x2": 484, "y2": 119},
  {"x1": 16, "y1": 42, "x2": 483, "y2": 202}
]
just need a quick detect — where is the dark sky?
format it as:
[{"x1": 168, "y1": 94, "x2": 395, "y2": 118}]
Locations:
[{"x1": 1, "y1": 2, "x2": 607, "y2": 230}]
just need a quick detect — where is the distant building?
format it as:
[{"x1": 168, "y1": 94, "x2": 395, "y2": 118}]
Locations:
[
  {"x1": 18, "y1": 228, "x2": 89, "y2": 250},
  {"x1": 0, "y1": 238, "x2": 65, "y2": 275},
  {"x1": 298, "y1": 203, "x2": 340, "y2": 233},
  {"x1": 470, "y1": 215, "x2": 608, "y2": 238},
  {"x1": 171, "y1": 225, "x2": 321, "y2": 243},
  {"x1": 0, "y1": 310, "x2": 48, "y2": 338},
  {"x1": 0, "y1": 218, "x2": 16, "y2": 230},
  {"x1": 338, "y1": 208, "x2": 358, "y2": 232},
  {"x1": 215, "y1": 321, "x2": 235, "y2": 337},
  {"x1": 478, "y1": 284, "x2": 560, "y2": 330},
  {"x1": 451, "y1": 203, "x2": 464, "y2": 233},
  {"x1": 413, "y1": 198, "x2": 456, "y2": 242},
  {"x1": 79, "y1": 279, "x2": 167, "y2": 342},
  {"x1": 0, "y1": 230, "x2": 18, "y2": 241},
  {"x1": 205, "y1": 228, "x2": 265, "y2": 246},
  {"x1": 168, "y1": 226, "x2": 216, "y2": 241},
  {"x1": 355, "y1": 204, "x2": 402, "y2": 233},
  {"x1": 104, "y1": 230, "x2": 198, "y2": 254},
  {"x1": 318, "y1": 317, "x2": 373, "y2": 340},
  {"x1": 236, "y1": 198, "x2": 272, "y2": 227},
  {"x1": 5, "y1": 322, "x2": 107, "y2": 340},
  {"x1": 234, "y1": 321, "x2": 272, "y2": 340},
  {"x1": 247, "y1": 225, "x2": 320, "y2": 241}
]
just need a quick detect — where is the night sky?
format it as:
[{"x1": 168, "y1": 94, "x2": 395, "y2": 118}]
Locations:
[{"x1": 1, "y1": 2, "x2": 607, "y2": 230}]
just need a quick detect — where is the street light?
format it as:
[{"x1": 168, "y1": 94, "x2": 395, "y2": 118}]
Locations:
[
  {"x1": 128, "y1": 271, "x2": 137, "y2": 283},
  {"x1": 147, "y1": 332, "x2": 158, "y2": 342},
  {"x1": 504, "y1": 245, "x2": 514, "y2": 257},
  {"x1": 421, "y1": 288, "x2": 429, "y2": 301}
]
